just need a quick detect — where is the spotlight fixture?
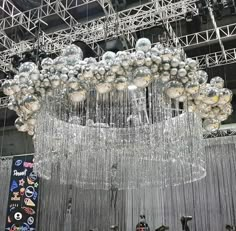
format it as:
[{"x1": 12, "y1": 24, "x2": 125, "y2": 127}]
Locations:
[{"x1": 181, "y1": 216, "x2": 192, "y2": 231}]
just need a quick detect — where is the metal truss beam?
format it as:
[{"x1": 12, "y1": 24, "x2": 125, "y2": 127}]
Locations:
[
  {"x1": 175, "y1": 23, "x2": 236, "y2": 49},
  {"x1": 0, "y1": 0, "x2": 96, "y2": 32},
  {"x1": 0, "y1": 0, "x2": 36, "y2": 36},
  {"x1": 0, "y1": 0, "x2": 198, "y2": 71},
  {"x1": 43, "y1": 0, "x2": 104, "y2": 56},
  {"x1": 208, "y1": 6, "x2": 226, "y2": 60},
  {"x1": 193, "y1": 48, "x2": 236, "y2": 69}
]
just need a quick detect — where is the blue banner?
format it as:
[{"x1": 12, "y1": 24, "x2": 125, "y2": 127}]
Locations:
[{"x1": 5, "y1": 155, "x2": 39, "y2": 231}]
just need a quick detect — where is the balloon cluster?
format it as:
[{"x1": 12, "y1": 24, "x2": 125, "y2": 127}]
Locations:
[{"x1": 2, "y1": 38, "x2": 233, "y2": 135}]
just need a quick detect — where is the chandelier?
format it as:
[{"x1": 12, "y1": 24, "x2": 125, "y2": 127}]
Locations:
[
  {"x1": 2, "y1": 38, "x2": 233, "y2": 186},
  {"x1": 1, "y1": 37, "x2": 234, "y2": 230}
]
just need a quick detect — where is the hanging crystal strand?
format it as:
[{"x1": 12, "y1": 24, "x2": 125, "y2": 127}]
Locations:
[{"x1": 0, "y1": 158, "x2": 12, "y2": 230}]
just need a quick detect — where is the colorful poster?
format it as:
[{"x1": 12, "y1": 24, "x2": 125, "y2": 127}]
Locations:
[{"x1": 5, "y1": 155, "x2": 39, "y2": 231}]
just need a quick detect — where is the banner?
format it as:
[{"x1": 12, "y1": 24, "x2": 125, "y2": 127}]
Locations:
[{"x1": 5, "y1": 155, "x2": 39, "y2": 231}]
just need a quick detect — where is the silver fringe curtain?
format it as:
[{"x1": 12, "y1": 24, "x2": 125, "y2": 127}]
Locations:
[
  {"x1": 1, "y1": 136, "x2": 236, "y2": 230},
  {"x1": 0, "y1": 158, "x2": 12, "y2": 230}
]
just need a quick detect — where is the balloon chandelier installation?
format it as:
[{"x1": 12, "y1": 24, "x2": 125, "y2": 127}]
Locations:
[
  {"x1": 1, "y1": 38, "x2": 234, "y2": 230},
  {"x1": 2, "y1": 38, "x2": 232, "y2": 135}
]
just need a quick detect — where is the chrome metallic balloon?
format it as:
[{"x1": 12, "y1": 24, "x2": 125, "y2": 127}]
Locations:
[
  {"x1": 187, "y1": 59, "x2": 197, "y2": 69},
  {"x1": 170, "y1": 68, "x2": 178, "y2": 76},
  {"x1": 196, "y1": 70, "x2": 208, "y2": 85},
  {"x1": 29, "y1": 69, "x2": 40, "y2": 81},
  {"x1": 216, "y1": 112, "x2": 228, "y2": 122},
  {"x1": 23, "y1": 95, "x2": 41, "y2": 112},
  {"x1": 185, "y1": 81, "x2": 200, "y2": 95},
  {"x1": 163, "y1": 63, "x2": 171, "y2": 71},
  {"x1": 68, "y1": 89, "x2": 87, "y2": 103},
  {"x1": 2, "y1": 80, "x2": 14, "y2": 96},
  {"x1": 145, "y1": 57, "x2": 152, "y2": 66},
  {"x1": 115, "y1": 76, "x2": 128, "y2": 91},
  {"x1": 68, "y1": 77, "x2": 79, "y2": 90},
  {"x1": 186, "y1": 100, "x2": 196, "y2": 112},
  {"x1": 210, "y1": 76, "x2": 224, "y2": 88},
  {"x1": 54, "y1": 57, "x2": 66, "y2": 71},
  {"x1": 178, "y1": 61, "x2": 186, "y2": 69},
  {"x1": 133, "y1": 66, "x2": 152, "y2": 88},
  {"x1": 135, "y1": 51, "x2": 145, "y2": 66},
  {"x1": 178, "y1": 68, "x2": 187, "y2": 77},
  {"x1": 202, "y1": 87, "x2": 219, "y2": 105},
  {"x1": 171, "y1": 57, "x2": 180, "y2": 68},
  {"x1": 176, "y1": 94, "x2": 187, "y2": 102},
  {"x1": 19, "y1": 62, "x2": 37, "y2": 75},
  {"x1": 217, "y1": 88, "x2": 232, "y2": 105},
  {"x1": 102, "y1": 51, "x2": 116, "y2": 64},
  {"x1": 41, "y1": 58, "x2": 53, "y2": 70},
  {"x1": 135, "y1": 38, "x2": 151, "y2": 52},
  {"x1": 160, "y1": 71, "x2": 171, "y2": 83},
  {"x1": 62, "y1": 44, "x2": 83, "y2": 59},
  {"x1": 197, "y1": 103, "x2": 211, "y2": 113},
  {"x1": 165, "y1": 81, "x2": 184, "y2": 99},
  {"x1": 15, "y1": 118, "x2": 28, "y2": 132},
  {"x1": 203, "y1": 119, "x2": 220, "y2": 132},
  {"x1": 151, "y1": 64, "x2": 158, "y2": 73},
  {"x1": 96, "y1": 82, "x2": 113, "y2": 94}
]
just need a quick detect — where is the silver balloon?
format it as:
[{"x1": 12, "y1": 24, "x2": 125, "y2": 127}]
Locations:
[
  {"x1": 151, "y1": 64, "x2": 158, "y2": 73},
  {"x1": 202, "y1": 87, "x2": 219, "y2": 105},
  {"x1": 115, "y1": 76, "x2": 128, "y2": 91},
  {"x1": 163, "y1": 63, "x2": 171, "y2": 71},
  {"x1": 178, "y1": 68, "x2": 187, "y2": 77},
  {"x1": 135, "y1": 51, "x2": 145, "y2": 66},
  {"x1": 197, "y1": 103, "x2": 212, "y2": 113},
  {"x1": 160, "y1": 71, "x2": 171, "y2": 83},
  {"x1": 29, "y1": 69, "x2": 40, "y2": 81},
  {"x1": 15, "y1": 118, "x2": 28, "y2": 132},
  {"x1": 41, "y1": 58, "x2": 53, "y2": 70},
  {"x1": 133, "y1": 66, "x2": 152, "y2": 88},
  {"x1": 2, "y1": 80, "x2": 14, "y2": 96},
  {"x1": 145, "y1": 57, "x2": 153, "y2": 66},
  {"x1": 19, "y1": 62, "x2": 37, "y2": 75},
  {"x1": 186, "y1": 100, "x2": 196, "y2": 112},
  {"x1": 23, "y1": 95, "x2": 41, "y2": 112},
  {"x1": 203, "y1": 119, "x2": 220, "y2": 132},
  {"x1": 165, "y1": 81, "x2": 184, "y2": 99},
  {"x1": 185, "y1": 81, "x2": 200, "y2": 95},
  {"x1": 102, "y1": 51, "x2": 116, "y2": 64},
  {"x1": 216, "y1": 112, "x2": 228, "y2": 122},
  {"x1": 187, "y1": 59, "x2": 197, "y2": 69},
  {"x1": 170, "y1": 68, "x2": 178, "y2": 76},
  {"x1": 68, "y1": 77, "x2": 79, "y2": 90},
  {"x1": 171, "y1": 57, "x2": 180, "y2": 67},
  {"x1": 68, "y1": 89, "x2": 87, "y2": 103},
  {"x1": 217, "y1": 88, "x2": 232, "y2": 105},
  {"x1": 196, "y1": 70, "x2": 208, "y2": 85},
  {"x1": 96, "y1": 82, "x2": 113, "y2": 94},
  {"x1": 178, "y1": 61, "x2": 186, "y2": 69},
  {"x1": 53, "y1": 57, "x2": 67, "y2": 70},
  {"x1": 176, "y1": 94, "x2": 187, "y2": 102},
  {"x1": 210, "y1": 76, "x2": 224, "y2": 88},
  {"x1": 62, "y1": 44, "x2": 83, "y2": 59},
  {"x1": 135, "y1": 38, "x2": 151, "y2": 52}
]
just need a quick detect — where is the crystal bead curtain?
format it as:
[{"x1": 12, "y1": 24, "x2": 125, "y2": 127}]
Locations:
[
  {"x1": 0, "y1": 158, "x2": 12, "y2": 230},
  {"x1": 34, "y1": 135, "x2": 236, "y2": 231}
]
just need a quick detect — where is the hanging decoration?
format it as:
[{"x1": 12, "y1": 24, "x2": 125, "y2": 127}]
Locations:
[{"x1": 2, "y1": 38, "x2": 233, "y2": 136}]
